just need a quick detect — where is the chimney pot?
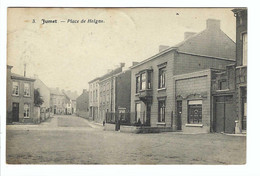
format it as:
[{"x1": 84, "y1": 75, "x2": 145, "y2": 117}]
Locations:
[{"x1": 206, "y1": 19, "x2": 220, "y2": 29}]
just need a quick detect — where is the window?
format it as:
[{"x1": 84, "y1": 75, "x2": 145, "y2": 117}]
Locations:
[
  {"x1": 24, "y1": 83, "x2": 30, "y2": 96},
  {"x1": 158, "y1": 100, "x2": 166, "y2": 122},
  {"x1": 219, "y1": 80, "x2": 227, "y2": 90},
  {"x1": 159, "y1": 67, "x2": 166, "y2": 89},
  {"x1": 135, "y1": 103, "x2": 141, "y2": 122},
  {"x1": 188, "y1": 100, "x2": 202, "y2": 124},
  {"x1": 242, "y1": 33, "x2": 247, "y2": 66},
  {"x1": 24, "y1": 103, "x2": 30, "y2": 118},
  {"x1": 147, "y1": 71, "x2": 152, "y2": 89},
  {"x1": 140, "y1": 73, "x2": 146, "y2": 90},
  {"x1": 12, "y1": 82, "x2": 19, "y2": 96},
  {"x1": 136, "y1": 76, "x2": 140, "y2": 93}
]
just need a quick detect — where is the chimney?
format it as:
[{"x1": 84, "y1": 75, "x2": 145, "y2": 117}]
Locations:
[
  {"x1": 132, "y1": 62, "x2": 139, "y2": 66},
  {"x1": 24, "y1": 63, "x2": 26, "y2": 77},
  {"x1": 159, "y1": 45, "x2": 169, "y2": 52},
  {"x1": 83, "y1": 89, "x2": 87, "y2": 93},
  {"x1": 120, "y1": 62, "x2": 125, "y2": 68},
  {"x1": 206, "y1": 19, "x2": 220, "y2": 30},
  {"x1": 184, "y1": 32, "x2": 196, "y2": 40}
]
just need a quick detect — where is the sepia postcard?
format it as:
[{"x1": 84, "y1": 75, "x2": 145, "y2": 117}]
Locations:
[{"x1": 5, "y1": 7, "x2": 247, "y2": 166}]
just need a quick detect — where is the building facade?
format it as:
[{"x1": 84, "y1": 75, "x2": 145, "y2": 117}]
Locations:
[
  {"x1": 76, "y1": 89, "x2": 89, "y2": 118},
  {"x1": 50, "y1": 88, "x2": 66, "y2": 115},
  {"x1": 7, "y1": 65, "x2": 36, "y2": 123},
  {"x1": 98, "y1": 63, "x2": 125, "y2": 123},
  {"x1": 130, "y1": 19, "x2": 236, "y2": 131},
  {"x1": 89, "y1": 78, "x2": 100, "y2": 121},
  {"x1": 63, "y1": 90, "x2": 78, "y2": 115},
  {"x1": 233, "y1": 8, "x2": 247, "y2": 133}
]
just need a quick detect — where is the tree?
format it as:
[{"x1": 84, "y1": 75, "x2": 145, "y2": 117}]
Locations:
[{"x1": 34, "y1": 89, "x2": 44, "y2": 107}]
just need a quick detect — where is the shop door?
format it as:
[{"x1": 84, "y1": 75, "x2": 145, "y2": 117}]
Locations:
[
  {"x1": 176, "y1": 101, "x2": 182, "y2": 130},
  {"x1": 214, "y1": 96, "x2": 236, "y2": 133},
  {"x1": 12, "y1": 103, "x2": 19, "y2": 122}
]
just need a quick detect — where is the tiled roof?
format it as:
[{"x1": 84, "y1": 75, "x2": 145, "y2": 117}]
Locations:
[
  {"x1": 63, "y1": 91, "x2": 79, "y2": 101},
  {"x1": 11, "y1": 73, "x2": 35, "y2": 81}
]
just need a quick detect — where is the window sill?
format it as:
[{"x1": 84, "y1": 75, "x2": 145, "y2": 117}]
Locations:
[
  {"x1": 157, "y1": 88, "x2": 166, "y2": 91},
  {"x1": 12, "y1": 94, "x2": 19, "y2": 97},
  {"x1": 24, "y1": 117, "x2": 30, "y2": 119},
  {"x1": 24, "y1": 95, "x2": 31, "y2": 98},
  {"x1": 157, "y1": 122, "x2": 166, "y2": 126},
  {"x1": 185, "y1": 124, "x2": 203, "y2": 127}
]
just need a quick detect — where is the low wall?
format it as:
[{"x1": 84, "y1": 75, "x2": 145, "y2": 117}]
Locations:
[
  {"x1": 104, "y1": 123, "x2": 116, "y2": 131},
  {"x1": 181, "y1": 124, "x2": 210, "y2": 134}
]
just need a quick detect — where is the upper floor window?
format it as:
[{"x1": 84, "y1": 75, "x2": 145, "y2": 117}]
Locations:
[
  {"x1": 140, "y1": 73, "x2": 146, "y2": 90},
  {"x1": 12, "y1": 81, "x2": 19, "y2": 96},
  {"x1": 242, "y1": 33, "x2": 247, "y2": 66},
  {"x1": 219, "y1": 80, "x2": 228, "y2": 90},
  {"x1": 147, "y1": 71, "x2": 152, "y2": 89},
  {"x1": 136, "y1": 76, "x2": 140, "y2": 93},
  {"x1": 158, "y1": 67, "x2": 166, "y2": 89},
  {"x1": 24, "y1": 83, "x2": 30, "y2": 96},
  {"x1": 24, "y1": 103, "x2": 30, "y2": 118}
]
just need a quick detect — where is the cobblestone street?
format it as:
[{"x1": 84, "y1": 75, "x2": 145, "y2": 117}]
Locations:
[{"x1": 6, "y1": 115, "x2": 246, "y2": 164}]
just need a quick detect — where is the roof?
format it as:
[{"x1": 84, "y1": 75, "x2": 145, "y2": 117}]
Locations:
[
  {"x1": 99, "y1": 67, "x2": 123, "y2": 81},
  {"x1": 11, "y1": 73, "x2": 35, "y2": 82},
  {"x1": 50, "y1": 88, "x2": 64, "y2": 96},
  {"x1": 88, "y1": 77, "x2": 100, "y2": 84},
  {"x1": 131, "y1": 20, "x2": 236, "y2": 69},
  {"x1": 63, "y1": 91, "x2": 79, "y2": 101},
  {"x1": 232, "y1": 8, "x2": 247, "y2": 14}
]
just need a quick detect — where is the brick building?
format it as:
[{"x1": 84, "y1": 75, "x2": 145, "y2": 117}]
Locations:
[
  {"x1": 76, "y1": 89, "x2": 89, "y2": 118},
  {"x1": 6, "y1": 65, "x2": 36, "y2": 123},
  {"x1": 130, "y1": 19, "x2": 236, "y2": 131}
]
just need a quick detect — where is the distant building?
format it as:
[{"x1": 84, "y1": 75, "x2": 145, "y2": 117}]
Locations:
[
  {"x1": 6, "y1": 65, "x2": 36, "y2": 123},
  {"x1": 63, "y1": 90, "x2": 79, "y2": 115},
  {"x1": 76, "y1": 89, "x2": 89, "y2": 118},
  {"x1": 130, "y1": 19, "x2": 236, "y2": 132},
  {"x1": 50, "y1": 88, "x2": 66, "y2": 115},
  {"x1": 34, "y1": 74, "x2": 51, "y2": 121}
]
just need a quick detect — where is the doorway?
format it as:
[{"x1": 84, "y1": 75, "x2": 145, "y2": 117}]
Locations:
[
  {"x1": 12, "y1": 102, "x2": 19, "y2": 122},
  {"x1": 214, "y1": 96, "x2": 236, "y2": 133},
  {"x1": 176, "y1": 101, "x2": 182, "y2": 130}
]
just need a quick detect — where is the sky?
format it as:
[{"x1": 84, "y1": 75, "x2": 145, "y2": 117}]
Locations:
[{"x1": 7, "y1": 8, "x2": 236, "y2": 94}]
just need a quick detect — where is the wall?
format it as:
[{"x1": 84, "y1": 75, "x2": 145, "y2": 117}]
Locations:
[
  {"x1": 174, "y1": 53, "x2": 236, "y2": 76},
  {"x1": 34, "y1": 78, "x2": 50, "y2": 109},
  {"x1": 76, "y1": 90, "x2": 89, "y2": 119},
  {"x1": 174, "y1": 69, "x2": 212, "y2": 133},
  {"x1": 115, "y1": 70, "x2": 131, "y2": 112}
]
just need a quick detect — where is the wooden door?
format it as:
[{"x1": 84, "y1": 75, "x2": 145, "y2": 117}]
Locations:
[
  {"x1": 176, "y1": 101, "x2": 182, "y2": 130},
  {"x1": 12, "y1": 102, "x2": 19, "y2": 122}
]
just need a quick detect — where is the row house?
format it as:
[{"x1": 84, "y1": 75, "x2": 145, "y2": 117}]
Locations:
[
  {"x1": 76, "y1": 89, "x2": 89, "y2": 118},
  {"x1": 88, "y1": 78, "x2": 100, "y2": 121},
  {"x1": 50, "y1": 88, "x2": 66, "y2": 115},
  {"x1": 130, "y1": 19, "x2": 236, "y2": 133},
  {"x1": 98, "y1": 63, "x2": 125, "y2": 123},
  {"x1": 7, "y1": 65, "x2": 36, "y2": 123}
]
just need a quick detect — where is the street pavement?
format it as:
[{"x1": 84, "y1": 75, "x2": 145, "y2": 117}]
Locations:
[{"x1": 6, "y1": 115, "x2": 246, "y2": 164}]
